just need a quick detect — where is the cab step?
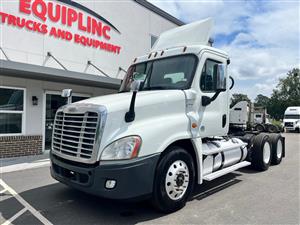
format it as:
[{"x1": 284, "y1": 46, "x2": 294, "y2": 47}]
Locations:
[{"x1": 203, "y1": 161, "x2": 251, "y2": 181}]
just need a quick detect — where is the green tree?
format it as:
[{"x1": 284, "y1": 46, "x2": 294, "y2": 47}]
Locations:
[
  {"x1": 230, "y1": 93, "x2": 251, "y2": 108},
  {"x1": 268, "y1": 68, "x2": 300, "y2": 119},
  {"x1": 254, "y1": 94, "x2": 270, "y2": 108}
]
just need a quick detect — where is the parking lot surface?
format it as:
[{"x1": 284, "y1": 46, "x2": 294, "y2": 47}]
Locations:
[{"x1": 0, "y1": 133, "x2": 299, "y2": 225}]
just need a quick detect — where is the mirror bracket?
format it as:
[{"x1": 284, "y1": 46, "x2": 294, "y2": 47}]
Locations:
[
  {"x1": 202, "y1": 90, "x2": 222, "y2": 107},
  {"x1": 125, "y1": 80, "x2": 141, "y2": 123},
  {"x1": 229, "y1": 76, "x2": 235, "y2": 90},
  {"x1": 202, "y1": 96, "x2": 211, "y2": 107}
]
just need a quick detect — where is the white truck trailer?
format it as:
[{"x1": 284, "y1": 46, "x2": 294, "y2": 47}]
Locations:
[
  {"x1": 283, "y1": 106, "x2": 300, "y2": 132},
  {"x1": 50, "y1": 19, "x2": 285, "y2": 212}
]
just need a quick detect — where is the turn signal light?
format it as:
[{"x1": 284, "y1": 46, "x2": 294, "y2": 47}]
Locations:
[{"x1": 192, "y1": 123, "x2": 197, "y2": 128}]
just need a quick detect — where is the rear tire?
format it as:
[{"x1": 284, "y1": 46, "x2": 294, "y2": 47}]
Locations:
[
  {"x1": 152, "y1": 146, "x2": 195, "y2": 213},
  {"x1": 267, "y1": 124, "x2": 279, "y2": 133},
  {"x1": 255, "y1": 124, "x2": 265, "y2": 132},
  {"x1": 270, "y1": 134, "x2": 284, "y2": 165},
  {"x1": 251, "y1": 133, "x2": 272, "y2": 171}
]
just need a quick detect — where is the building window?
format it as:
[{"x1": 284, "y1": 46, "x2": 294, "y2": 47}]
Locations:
[
  {"x1": 0, "y1": 86, "x2": 25, "y2": 135},
  {"x1": 200, "y1": 59, "x2": 221, "y2": 92},
  {"x1": 151, "y1": 35, "x2": 158, "y2": 47}
]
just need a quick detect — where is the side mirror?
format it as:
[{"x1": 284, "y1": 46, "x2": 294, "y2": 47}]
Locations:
[
  {"x1": 131, "y1": 80, "x2": 142, "y2": 92},
  {"x1": 202, "y1": 64, "x2": 226, "y2": 107},
  {"x1": 215, "y1": 64, "x2": 226, "y2": 91},
  {"x1": 61, "y1": 89, "x2": 72, "y2": 104}
]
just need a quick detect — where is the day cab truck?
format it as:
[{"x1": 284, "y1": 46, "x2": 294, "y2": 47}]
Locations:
[
  {"x1": 230, "y1": 101, "x2": 281, "y2": 133},
  {"x1": 283, "y1": 106, "x2": 300, "y2": 132},
  {"x1": 50, "y1": 19, "x2": 285, "y2": 213}
]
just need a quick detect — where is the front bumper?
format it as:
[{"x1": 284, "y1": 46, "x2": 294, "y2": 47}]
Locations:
[
  {"x1": 50, "y1": 152, "x2": 160, "y2": 200},
  {"x1": 285, "y1": 126, "x2": 297, "y2": 130}
]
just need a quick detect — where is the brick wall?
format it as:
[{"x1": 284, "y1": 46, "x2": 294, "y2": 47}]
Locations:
[{"x1": 0, "y1": 135, "x2": 42, "y2": 158}]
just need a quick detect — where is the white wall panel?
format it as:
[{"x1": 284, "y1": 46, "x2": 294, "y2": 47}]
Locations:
[{"x1": 0, "y1": 0, "x2": 178, "y2": 78}]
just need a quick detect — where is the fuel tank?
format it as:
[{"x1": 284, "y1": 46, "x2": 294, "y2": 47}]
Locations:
[{"x1": 202, "y1": 138, "x2": 248, "y2": 176}]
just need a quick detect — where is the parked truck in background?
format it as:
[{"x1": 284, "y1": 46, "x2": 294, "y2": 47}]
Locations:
[
  {"x1": 50, "y1": 19, "x2": 285, "y2": 213},
  {"x1": 283, "y1": 106, "x2": 300, "y2": 132},
  {"x1": 230, "y1": 101, "x2": 280, "y2": 133}
]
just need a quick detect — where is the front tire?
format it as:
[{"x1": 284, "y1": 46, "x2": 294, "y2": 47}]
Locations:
[
  {"x1": 251, "y1": 133, "x2": 272, "y2": 171},
  {"x1": 152, "y1": 146, "x2": 195, "y2": 213}
]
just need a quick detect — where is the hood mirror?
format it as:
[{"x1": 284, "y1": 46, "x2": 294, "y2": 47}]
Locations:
[
  {"x1": 61, "y1": 89, "x2": 72, "y2": 104},
  {"x1": 131, "y1": 80, "x2": 142, "y2": 92},
  {"x1": 125, "y1": 80, "x2": 142, "y2": 123}
]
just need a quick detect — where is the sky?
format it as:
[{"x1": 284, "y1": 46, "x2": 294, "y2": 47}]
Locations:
[{"x1": 149, "y1": 0, "x2": 300, "y2": 100}]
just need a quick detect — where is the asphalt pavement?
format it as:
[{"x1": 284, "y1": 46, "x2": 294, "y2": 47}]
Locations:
[{"x1": 0, "y1": 133, "x2": 299, "y2": 225}]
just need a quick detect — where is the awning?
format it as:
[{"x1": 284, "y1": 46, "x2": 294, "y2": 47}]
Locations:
[{"x1": 0, "y1": 59, "x2": 121, "y2": 90}]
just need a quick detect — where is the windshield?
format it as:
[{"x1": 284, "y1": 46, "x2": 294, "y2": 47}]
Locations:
[
  {"x1": 284, "y1": 114, "x2": 300, "y2": 119},
  {"x1": 120, "y1": 55, "x2": 197, "y2": 92}
]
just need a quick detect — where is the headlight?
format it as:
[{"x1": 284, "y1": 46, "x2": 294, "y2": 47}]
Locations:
[{"x1": 101, "y1": 136, "x2": 142, "y2": 160}]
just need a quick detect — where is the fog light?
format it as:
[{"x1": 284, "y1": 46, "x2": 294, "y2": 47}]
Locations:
[{"x1": 105, "y1": 180, "x2": 116, "y2": 189}]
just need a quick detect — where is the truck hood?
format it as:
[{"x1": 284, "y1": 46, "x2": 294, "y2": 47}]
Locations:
[
  {"x1": 71, "y1": 90, "x2": 189, "y2": 159},
  {"x1": 73, "y1": 90, "x2": 185, "y2": 114}
]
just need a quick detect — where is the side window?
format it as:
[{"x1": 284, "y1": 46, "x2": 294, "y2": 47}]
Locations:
[{"x1": 200, "y1": 59, "x2": 220, "y2": 92}]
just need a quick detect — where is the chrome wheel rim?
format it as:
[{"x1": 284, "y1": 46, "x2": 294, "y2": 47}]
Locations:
[
  {"x1": 263, "y1": 142, "x2": 271, "y2": 164},
  {"x1": 277, "y1": 139, "x2": 283, "y2": 159},
  {"x1": 165, "y1": 160, "x2": 189, "y2": 200}
]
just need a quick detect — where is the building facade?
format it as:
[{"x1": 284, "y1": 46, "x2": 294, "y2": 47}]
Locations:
[{"x1": 0, "y1": 0, "x2": 183, "y2": 158}]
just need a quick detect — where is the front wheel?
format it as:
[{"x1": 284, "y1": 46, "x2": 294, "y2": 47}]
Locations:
[{"x1": 152, "y1": 146, "x2": 195, "y2": 213}]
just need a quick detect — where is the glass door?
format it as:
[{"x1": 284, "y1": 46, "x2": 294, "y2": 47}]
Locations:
[{"x1": 44, "y1": 93, "x2": 89, "y2": 150}]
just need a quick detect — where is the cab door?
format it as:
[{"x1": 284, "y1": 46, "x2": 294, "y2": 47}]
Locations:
[{"x1": 192, "y1": 51, "x2": 229, "y2": 137}]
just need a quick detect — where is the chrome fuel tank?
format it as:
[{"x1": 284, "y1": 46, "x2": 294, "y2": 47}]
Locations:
[{"x1": 202, "y1": 138, "x2": 248, "y2": 176}]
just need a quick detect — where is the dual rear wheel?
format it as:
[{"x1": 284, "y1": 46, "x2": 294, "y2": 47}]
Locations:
[{"x1": 251, "y1": 133, "x2": 284, "y2": 171}]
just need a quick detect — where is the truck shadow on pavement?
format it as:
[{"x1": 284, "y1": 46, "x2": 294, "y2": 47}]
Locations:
[{"x1": 1, "y1": 173, "x2": 242, "y2": 225}]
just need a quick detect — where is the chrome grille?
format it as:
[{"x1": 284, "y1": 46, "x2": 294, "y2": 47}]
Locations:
[
  {"x1": 52, "y1": 111, "x2": 99, "y2": 160},
  {"x1": 284, "y1": 122, "x2": 293, "y2": 127}
]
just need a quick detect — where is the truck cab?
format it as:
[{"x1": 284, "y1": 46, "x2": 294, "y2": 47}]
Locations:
[
  {"x1": 283, "y1": 106, "x2": 300, "y2": 132},
  {"x1": 50, "y1": 19, "x2": 285, "y2": 212}
]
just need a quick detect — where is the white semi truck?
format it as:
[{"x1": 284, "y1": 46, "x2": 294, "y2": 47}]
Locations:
[
  {"x1": 50, "y1": 19, "x2": 285, "y2": 212},
  {"x1": 230, "y1": 101, "x2": 280, "y2": 133},
  {"x1": 283, "y1": 106, "x2": 300, "y2": 132}
]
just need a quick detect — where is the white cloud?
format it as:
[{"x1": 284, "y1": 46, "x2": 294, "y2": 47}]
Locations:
[{"x1": 149, "y1": 0, "x2": 300, "y2": 99}]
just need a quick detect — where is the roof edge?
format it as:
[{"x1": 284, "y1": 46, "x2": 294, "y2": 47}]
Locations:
[
  {"x1": 134, "y1": 0, "x2": 185, "y2": 26},
  {"x1": 0, "y1": 59, "x2": 121, "y2": 90}
]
